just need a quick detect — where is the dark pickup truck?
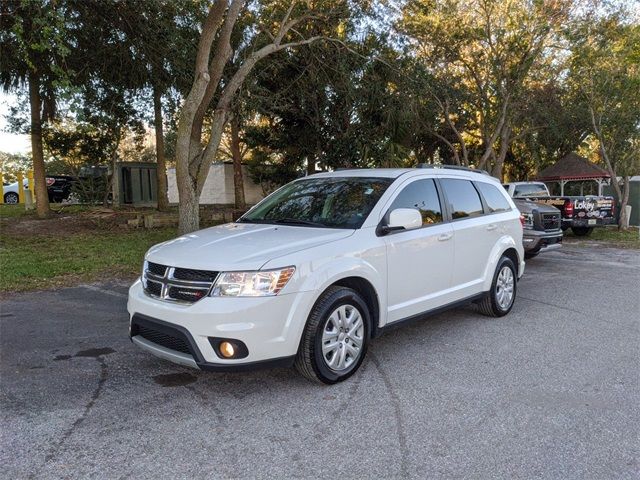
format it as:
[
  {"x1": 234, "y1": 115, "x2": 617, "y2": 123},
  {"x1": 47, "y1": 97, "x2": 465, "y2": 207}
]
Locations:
[
  {"x1": 503, "y1": 182, "x2": 616, "y2": 236},
  {"x1": 46, "y1": 175, "x2": 75, "y2": 203}
]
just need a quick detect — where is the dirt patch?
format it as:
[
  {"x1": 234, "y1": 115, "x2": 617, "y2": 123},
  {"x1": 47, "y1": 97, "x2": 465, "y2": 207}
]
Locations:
[{"x1": 0, "y1": 208, "x2": 139, "y2": 237}]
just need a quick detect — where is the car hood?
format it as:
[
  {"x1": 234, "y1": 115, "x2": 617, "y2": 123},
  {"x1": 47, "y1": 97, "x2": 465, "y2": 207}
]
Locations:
[{"x1": 146, "y1": 222, "x2": 355, "y2": 271}]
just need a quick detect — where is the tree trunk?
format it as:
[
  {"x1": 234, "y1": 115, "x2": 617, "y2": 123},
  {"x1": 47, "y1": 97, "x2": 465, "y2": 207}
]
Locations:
[
  {"x1": 175, "y1": 1, "x2": 323, "y2": 234},
  {"x1": 491, "y1": 124, "x2": 511, "y2": 180},
  {"x1": 153, "y1": 85, "x2": 169, "y2": 211},
  {"x1": 230, "y1": 117, "x2": 245, "y2": 209},
  {"x1": 28, "y1": 72, "x2": 50, "y2": 218},
  {"x1": 179, "y1": 179, "x2": 200, "y2": 234},
  {"x1": 104, "y1": 129, "x2": 121, "y2": 207},
  {"x1": 590, "y1": 107, "x2": 626, "y2": 229},
  {"x1": 618, "y1": 176, "x2": 630, "y2": 230}
]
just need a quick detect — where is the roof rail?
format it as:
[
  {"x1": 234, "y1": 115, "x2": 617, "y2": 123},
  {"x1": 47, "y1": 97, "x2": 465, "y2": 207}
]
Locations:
[{"x1": 416, "y1": 164, "x2": 490, "y2": 176}]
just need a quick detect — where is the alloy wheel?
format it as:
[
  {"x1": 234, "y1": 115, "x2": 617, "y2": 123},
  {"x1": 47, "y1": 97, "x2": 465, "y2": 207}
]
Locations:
[
  {"x1": 495, "y1": 265, "x2": 515, "y2": 310},
  {"x1": 321, "y1": 304, "x2": 364, "y2": 372}
]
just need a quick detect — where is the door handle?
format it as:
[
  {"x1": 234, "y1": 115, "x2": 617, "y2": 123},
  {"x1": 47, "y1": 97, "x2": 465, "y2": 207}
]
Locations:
[
  {"x1": 438, "y1": 233, "x2": 453, "y2": 241},
  {"x1": 486, "y1": 224, "x2": 497, "y2": 231}
]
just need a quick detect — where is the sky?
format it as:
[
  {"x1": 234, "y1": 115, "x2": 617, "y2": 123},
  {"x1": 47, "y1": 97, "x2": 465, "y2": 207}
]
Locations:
[{"x1": 0, "y1": 92, "x2": 30, "y2": 155}]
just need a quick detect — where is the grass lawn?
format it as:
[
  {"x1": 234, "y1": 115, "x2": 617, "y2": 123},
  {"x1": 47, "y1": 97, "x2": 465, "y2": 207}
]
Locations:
[
  {"x1": 1, "y1": 204, "x2": 178, "y2": 293},
  {"x1": 0, "y1": 203, "x2": 93, "y2": 218},
  {"x1": 1, "y1": 227, "x2": 177, "y2": 293},
  {"x1": 563, "y1": 226, "x2": 640, "y2": 249}
]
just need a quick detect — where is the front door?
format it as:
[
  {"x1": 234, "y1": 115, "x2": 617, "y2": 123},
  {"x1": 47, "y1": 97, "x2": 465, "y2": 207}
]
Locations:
[{"x1": 383, "y1": 178, "x2": 454, "y2": 323}]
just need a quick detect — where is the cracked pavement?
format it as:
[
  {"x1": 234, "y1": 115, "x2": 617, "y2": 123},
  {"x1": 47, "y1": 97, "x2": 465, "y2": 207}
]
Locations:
[{"x1": 1, "y1": 245, "x2": 639, "y2": 479}]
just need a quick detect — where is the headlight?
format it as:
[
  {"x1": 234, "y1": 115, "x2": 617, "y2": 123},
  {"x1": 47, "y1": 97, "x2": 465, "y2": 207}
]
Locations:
[
  {"x1": 211, "y1": 267, "x2": 295, "y2": 297},
  {"x1": 521, "y1": 213, "x2": 534, "y2": 229}
]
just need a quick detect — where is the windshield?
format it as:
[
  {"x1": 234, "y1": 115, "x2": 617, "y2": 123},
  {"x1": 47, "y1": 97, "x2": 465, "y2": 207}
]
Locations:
[{"x1": 239, "y1": 177, "x2": 393, "y2": 229}]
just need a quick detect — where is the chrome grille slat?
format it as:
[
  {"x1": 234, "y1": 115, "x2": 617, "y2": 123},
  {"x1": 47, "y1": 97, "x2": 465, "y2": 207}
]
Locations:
[{"x1": 143, "y1": 262, "x2": 218, "y2": 304}]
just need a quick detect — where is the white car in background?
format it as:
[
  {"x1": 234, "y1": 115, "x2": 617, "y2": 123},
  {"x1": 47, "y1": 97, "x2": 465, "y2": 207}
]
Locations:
[
  {"x1": 2, "y1": 179, "x2": 29, "y2": 204},
  {"x1": 128, "y1": 166, "x2": 525, "y2": 384}
]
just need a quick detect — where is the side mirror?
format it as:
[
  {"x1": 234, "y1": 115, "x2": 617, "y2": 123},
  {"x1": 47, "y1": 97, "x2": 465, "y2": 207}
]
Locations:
[{"x1": 380, "y1": 208, "x2": 422, "y2": 235}]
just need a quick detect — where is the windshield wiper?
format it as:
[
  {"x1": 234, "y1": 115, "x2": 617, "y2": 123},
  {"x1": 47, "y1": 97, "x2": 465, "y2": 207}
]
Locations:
[{"x1": 272, "y1": 218, "x2": 326, "y2": 227}]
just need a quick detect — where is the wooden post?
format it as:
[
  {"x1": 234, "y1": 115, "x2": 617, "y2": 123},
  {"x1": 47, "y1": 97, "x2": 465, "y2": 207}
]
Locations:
[
  {"x1": 27, "y1": 170, "x2": 35, "y2": 201},
  {"x1": 17, "y1": 172, "x2": 25, "y2": 204},
  {"x1": 0, "y1": 172, "x2": 4, "y2": 204}
]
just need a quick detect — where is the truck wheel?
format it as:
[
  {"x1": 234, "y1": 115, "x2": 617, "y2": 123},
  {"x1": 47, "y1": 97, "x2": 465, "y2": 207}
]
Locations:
[
  {"x1": 477, "y1": 256, "x2": 517, "y2": 317},
  {"x1": 3, "y1": 192, "x2": 18, "y2": 204},
  {"x1": 571, "y1": 227, "x2": 593, "y2": 237},
  {"x1": 295, "y1": 286, "x2": 370, "y2": 384}
]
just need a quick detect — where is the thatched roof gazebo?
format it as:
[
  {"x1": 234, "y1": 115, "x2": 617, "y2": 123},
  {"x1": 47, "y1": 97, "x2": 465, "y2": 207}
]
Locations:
[{"x1": 536, "y1": 152, "x2": 611, "y2": 195}]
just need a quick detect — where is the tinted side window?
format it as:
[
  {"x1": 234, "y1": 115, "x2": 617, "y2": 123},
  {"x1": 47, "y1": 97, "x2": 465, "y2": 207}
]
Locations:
[
  {"x1": 476, "y1": 182, "x2": 512, "y2": 213},
  {"x1": 440, "y1": 178, "x2": 483, "y2": 219},
  {"x1": 389, "y1": 179, "x2": 443, "y2": 226}
]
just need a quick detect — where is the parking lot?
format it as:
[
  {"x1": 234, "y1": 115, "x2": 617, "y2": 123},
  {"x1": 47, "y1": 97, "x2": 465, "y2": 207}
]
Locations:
[{"x1": 1, "y1": 244, "x2": 638, "y2": 479}]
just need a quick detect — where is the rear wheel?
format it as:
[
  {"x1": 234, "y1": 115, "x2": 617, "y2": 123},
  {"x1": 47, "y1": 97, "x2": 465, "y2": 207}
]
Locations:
[
  {"x1": 477, "y1": 256, "x2": 517, "y2": 317},
  {"x1": 295, "y1": 286, "x2": 370, "y2": 384},
  {"x1": 571, "y1": 226, "x2": 593, "y2": 236}
]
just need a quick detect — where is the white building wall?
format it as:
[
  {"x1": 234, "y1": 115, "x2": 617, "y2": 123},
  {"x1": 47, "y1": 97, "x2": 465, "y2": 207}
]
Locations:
[{"x1": 167, "y1": 163, "x2": 264, "y2": 205}]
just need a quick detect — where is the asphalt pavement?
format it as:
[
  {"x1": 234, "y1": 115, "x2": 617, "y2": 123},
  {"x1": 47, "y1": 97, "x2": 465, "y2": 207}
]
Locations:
[{"x1": 1, "y1": 244, "x2": 639, "y2": 479}]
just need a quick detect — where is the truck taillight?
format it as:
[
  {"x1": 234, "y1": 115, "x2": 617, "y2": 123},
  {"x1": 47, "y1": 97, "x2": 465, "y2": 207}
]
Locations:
[
  {"x1": 519, "y1": 214, "x2": 525, "y2": 228},
  {"x1": 564, "y1": 200, "x2": 574, "y2": 217},
  {"x1": 611, "y1": 202, "x2": 616, "y2": 216}
]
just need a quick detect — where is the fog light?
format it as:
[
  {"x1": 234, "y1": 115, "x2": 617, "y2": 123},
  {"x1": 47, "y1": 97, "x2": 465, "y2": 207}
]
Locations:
[
  {"x1": 209, "y1": 337, "x2": 248, "y2": 359},
  {"x1": 220, "y1": 341, "x2": 235, "y2": 358}
]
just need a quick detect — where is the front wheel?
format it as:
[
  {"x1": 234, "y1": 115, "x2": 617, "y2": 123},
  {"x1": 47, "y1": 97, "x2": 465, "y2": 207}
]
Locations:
[
  {"x1": 571, "y1": 226, "x2": 593, "y2": 236},
  {"x1": 295, "y1": 286, "x2": 370, "y2": 384},
  {"x1": 477, "y1": 256, "x2": 517, "y2": 317},
  {"x1": 4, "y1": 192, "x2": 19, "y2": 204}
]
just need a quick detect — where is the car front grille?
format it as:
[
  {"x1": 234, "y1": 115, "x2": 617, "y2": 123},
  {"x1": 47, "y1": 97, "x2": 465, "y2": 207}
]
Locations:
[
  {"x1": 136, "y1": 324, "x2": 192, "y2": 355},
  {"x1": 542, "y1": 213, "x2": 561, "y2": 231},
  {"x1": 147, "y1": 261, "x2": 167, "y2": 277},
  {"x1": 143, "y1": 262, "x2": 218, "y2": 304}
]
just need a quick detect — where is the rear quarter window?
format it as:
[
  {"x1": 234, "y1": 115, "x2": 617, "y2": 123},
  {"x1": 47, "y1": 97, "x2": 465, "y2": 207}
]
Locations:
[{"x1": 475, "y1": 182, "x2": 512, "y2": 213}]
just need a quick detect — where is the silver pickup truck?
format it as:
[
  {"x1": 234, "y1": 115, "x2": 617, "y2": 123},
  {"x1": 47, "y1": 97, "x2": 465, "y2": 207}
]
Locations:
[{"x1": 511, "y1": 197, "x2": 563, "y2": 259}]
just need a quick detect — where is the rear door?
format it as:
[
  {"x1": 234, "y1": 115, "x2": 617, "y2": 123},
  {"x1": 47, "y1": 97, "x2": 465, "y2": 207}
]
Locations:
[
  {"x1": 383, "y1": 177, "x2": 454, "y2": 322},
  {"x1": 439, "y1": 177, "x2": 492, "y2": 294}
]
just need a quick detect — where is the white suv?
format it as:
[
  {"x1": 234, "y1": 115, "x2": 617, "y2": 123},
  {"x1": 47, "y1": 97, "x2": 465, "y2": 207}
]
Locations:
[{"x1": 128, "y1": 167, "x2": 524, "y2": 384}]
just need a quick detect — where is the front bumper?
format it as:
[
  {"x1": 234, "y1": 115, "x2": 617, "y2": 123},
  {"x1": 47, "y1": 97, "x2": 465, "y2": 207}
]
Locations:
[
  {"x1": 522, "y1": 230, "x2": 563, "y2": 252},
  {"x1": 127, "y1": 279, "x2": 315, "y2": 370}
]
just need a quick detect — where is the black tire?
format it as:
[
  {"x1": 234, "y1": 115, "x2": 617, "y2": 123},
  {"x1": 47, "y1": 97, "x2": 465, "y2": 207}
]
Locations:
[
  {"x1": 4, "y1": 192, "x2": 19, "y2": 204},
  {"x1": 477, "y1": 256, "x2": 517, "y2": 317},
  {"x1": 571, "y1": 226, "x2": 593, "y2": 236},
  {"x1": 295, "y1": 285, "x2": 371, "y2": 384},
  {"x1": 524, "y1": 250, "x2": 539, "y2": 259}
]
